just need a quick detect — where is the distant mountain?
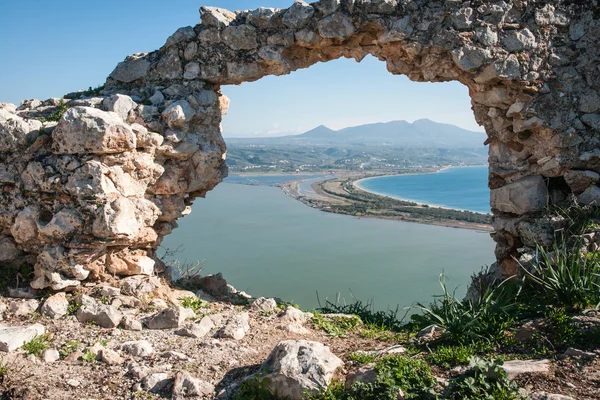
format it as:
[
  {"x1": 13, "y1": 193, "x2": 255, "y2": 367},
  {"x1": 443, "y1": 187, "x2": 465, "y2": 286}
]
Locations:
[{"x1": 228, "y1": 119, "x2": 486, "y2": 148}]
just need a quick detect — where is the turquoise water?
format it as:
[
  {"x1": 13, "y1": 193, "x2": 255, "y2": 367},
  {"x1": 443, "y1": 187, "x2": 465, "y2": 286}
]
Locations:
[
  {"x1": 356, "y1": 165, "x2": 490, "y2": 214},
  {"x1": 160, "y1": 182, "x2": 495, "y2": 311}
]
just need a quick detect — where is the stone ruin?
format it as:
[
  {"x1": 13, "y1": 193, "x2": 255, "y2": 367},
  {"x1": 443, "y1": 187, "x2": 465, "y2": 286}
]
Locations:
[{"x1": 1, "y1": 0, "x2": 600, "y2": 291}]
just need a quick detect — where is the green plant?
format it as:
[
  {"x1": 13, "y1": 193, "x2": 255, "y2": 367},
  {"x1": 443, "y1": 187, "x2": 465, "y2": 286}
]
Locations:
[
  {"x1": 59, "y1": 340, "x2": 79, "y2": 357},
  {"x1": 46, "y1": 100, "x2": 69, "y2": 122},
  {"x1": 180, "y1": 296, "x2": 208, "y2": 313},
  {"x1": 544, "y1": 308, "x2": 579, "y2": 349},
  {"x1": 317, "y1": 292, "x2": 405, "y2": 332},
  {"x1": 22, "y1": 334, "x2": 50, "y2": 357},
  {"x1": 67, "y1": 300, "x2": 81, "y2": 315},
  {"x1": 233, "y1": 376, "x2": 277, "y2": 400},
  {"x1": 312, "y1": 314, "x2": 362, "y2": 337},
  {"x1": 348, "y1": 352, "x2": 377, "y2": 365},
  {"x1": 428, "y1": 345, "x2": 477, "y2": 369},
  {"x1": 413, "y1": 273, "x2": 517, "y2": 346},
  {"x1": 519, "y1": 242, "x2": 600, "y2": 311},
  {"x1": 81, "y1": 349, "x2": 96, "y2": 364},
  {"x1": 446, "y1": 357, "x2": 524, "y2": 400}
]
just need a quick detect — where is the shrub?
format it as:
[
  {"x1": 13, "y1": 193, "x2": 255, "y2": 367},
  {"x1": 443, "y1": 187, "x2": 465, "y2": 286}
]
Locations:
[
  {"x1": 22, "y1": 334, "x2": 50, "y2": 357},
  {"x1": 519, "y1": 242, "x2": 600, "y2": 311},
  {"x1": 428, "y1": 345, "x2": 477, "y2": 369},
  {"x1": 347, "y1": 352, "x2": 377, "y2": 365},
  {"x1": 312, "y1": 314, "x2": 362, "y2": 337},
  {"x1": 413, "y1": 274, "x2": 517, "y2": 346},
  {"x1": 46, "y1": 100, "x2": 69, "y2": 122},
  {"x1": 317, "y1": 293, "x2": 404, "y2": 332},
  {"x1": 446, "y1": 357, "x2": 523, "y2": 400},
  {"x1": 180, "y1": 296, "x2": 207, "y2": 313}
]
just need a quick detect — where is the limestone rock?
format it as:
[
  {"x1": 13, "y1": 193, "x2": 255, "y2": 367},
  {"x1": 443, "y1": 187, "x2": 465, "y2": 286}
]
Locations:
[
  {"x1": 247, "y1": 7, "x2": 279, "y2": 29},
  {"x1": 135, "y1": 372, "x2": 170, "y2": 394},
  {"x1": 40, "y1": 293, "x2": 69, "y2": 319},
  {"x1": 41, "y1": 348, "x2": 60, "y2": 363},
  {"x1": 278, "y1": 306, "x2": 313, "y2": 324},
  {"x1": 100, "y1": 348, "x2": 124, "y2": 365},
  {"x1": 52, "y1": 107, "x2": 136, "y2": 154},
  {"x1": 318, "y1": 13, "x2": 355, "y2": 40},
  {"x1": 502, "y1": 29, "x2": 537, "y2": 52},
  {"x1": 251, "y1": 297, "x2": 277, "y2": 312},
  {"x1": 9, "y1": 299, "x2": 39, "y2": 317},
  {"x1": 109, "y1": 54, "x2": 151, "y2": 83},
  {"x1": 260, "y1": 340, "x2": 343, "y2": 399},
  {"x1": 200, "y1": 6, "x2": 235, "y2": 28},
  {"x1": 172, "y1": 371, "x2": 214, "y2": 399},
  {"x1": 121, "y1": 315, "x2": 143, "y2": 331},
  {"x1": 175, "y1": 316, "x2": 215, "y2": 338},
  {"x1": 121, "y1": 340, "x2": 154, "y2": 358},
  {"x1": 0, "y1": 237, "x2": 23, "y2": 263},
  {"x1": 216, "y1": 312, "x2": 250, "y2": 340},
  {"x1": 345, "y1": 364, "x2": 377, "y2": 388},
  {"x1": 501, "y1": 359, "x2": 550, "y2": 379},
  {"x1": 0, "y1": 323, "x2": 46, "y2": 352},
  {"x1": 144, "y1": 306, "x2": 185, "y2": 329},
  {"x1": 531, "y1": 392, "x2": 575, "y2": 400},
  {"x1": 282, "y1": 1, "x2": 315, "y2": 29},
  {"x1": 75, "y1": 295, "x2": 123, "y2": 328},
  {"x1": 222, "y1": 25, "x2": 258, "y2": 51},
  {"x1": 102, "y1": 94, "x2": 137, "y2": 122},
  {"x1": 491, "y1": 176, "x2": 548, "y2": 214}
]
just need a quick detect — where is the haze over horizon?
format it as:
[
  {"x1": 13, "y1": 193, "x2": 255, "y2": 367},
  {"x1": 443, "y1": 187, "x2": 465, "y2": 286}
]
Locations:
[{"x1": 0, "y1": 1, "x2": 484, "y2": 137}]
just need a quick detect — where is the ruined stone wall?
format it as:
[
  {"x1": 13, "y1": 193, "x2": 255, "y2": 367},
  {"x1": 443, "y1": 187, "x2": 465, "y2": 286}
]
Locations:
[{"x1": 1, "y1": 0, "x2": 600, "y2": 290}]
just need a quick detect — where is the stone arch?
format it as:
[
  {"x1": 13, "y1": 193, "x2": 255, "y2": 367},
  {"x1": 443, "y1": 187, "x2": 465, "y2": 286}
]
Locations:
[{"x1": 1, "y1": 0, "x2": 599, "y2": 291}]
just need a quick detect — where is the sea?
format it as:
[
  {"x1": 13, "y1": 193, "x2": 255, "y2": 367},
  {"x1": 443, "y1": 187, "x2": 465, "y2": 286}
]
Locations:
[
  {"x1": 159, "y1": 166, "x2": 495, "y2": 312},
  {"x1": 356, "y1": 165, "x2": 490, "y2": 214}
]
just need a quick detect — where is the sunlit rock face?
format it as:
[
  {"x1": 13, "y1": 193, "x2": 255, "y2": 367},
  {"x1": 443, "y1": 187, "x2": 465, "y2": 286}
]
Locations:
[{"x1": 1, "y1": 0, "x2": 600, "y2": 289}]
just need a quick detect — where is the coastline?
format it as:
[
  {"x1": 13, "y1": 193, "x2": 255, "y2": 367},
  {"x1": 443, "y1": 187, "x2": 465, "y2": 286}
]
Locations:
[
  {"x1": 279, "y1": 169, "x2": 493, "y2": 232},
  {"x1": 226, "y1": 166, "x2": 492, "y2": 231},
  {"x1": 353, "y1": 165, "x2": 490, "y2": 215}
]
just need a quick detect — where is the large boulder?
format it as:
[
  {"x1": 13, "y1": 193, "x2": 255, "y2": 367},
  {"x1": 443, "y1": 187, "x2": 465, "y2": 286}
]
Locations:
[
  {"x1": 51, "y1": 107, "x2": 136, "y2": 154},
  {"x1": 258, "y1": 340, "x2": 343, "y2": 399}
]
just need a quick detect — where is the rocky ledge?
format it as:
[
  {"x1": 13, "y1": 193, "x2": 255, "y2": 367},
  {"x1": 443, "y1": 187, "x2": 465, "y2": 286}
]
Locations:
[{"x1": 0, "y1": 273, "x2": 597, "y2": 399}]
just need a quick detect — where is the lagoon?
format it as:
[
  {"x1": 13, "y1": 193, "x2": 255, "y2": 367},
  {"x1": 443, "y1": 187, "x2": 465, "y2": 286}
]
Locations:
[{"x1": 160, "y1": 182, "x2": 495, "y2": 311}]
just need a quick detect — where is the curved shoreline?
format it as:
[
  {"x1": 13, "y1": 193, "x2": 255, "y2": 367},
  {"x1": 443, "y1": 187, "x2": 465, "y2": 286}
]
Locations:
[{"x1": 354, "y1": 165, "x2": 490, "y2": 215}]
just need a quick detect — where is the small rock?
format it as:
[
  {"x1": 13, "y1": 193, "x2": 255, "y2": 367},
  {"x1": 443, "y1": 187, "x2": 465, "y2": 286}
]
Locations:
[
  {"x1": 501, "y1": 359, "x2": 551, "y2": 379},
  {"x1": 75, "y1": 295, "x2": 123, "y2": 329},
  {"x1": 9, "y1": 299, "x2": 40, "y2": 317},
  {"x1": 531, "y1": 392, "x2": 575, "y2": 400},
  {"x1": 144, "y1": 306, "x2": 185, "y2": 329},
  {"x1": 216, "y1": 312, "x2": 250, "y2": 340},
  {"x1": 379, "y1": 345, "x2": 406, "y2": 355},
  {"x1": 66, "y1": 379, "x2": 81, "y2": 388},
  {"x1": 416, "y1": 324, "x2": 446, "y2": 341},
  {"x1": 251, "y1": 297, "x2": 277, "y2": 312},
  {"x1": 87, "y1": 342, "x2": 105, "y2": 357},
  {"x1": 41, "y1": 348, "x2": 60, "y2": 363},
  {"x1": 100, "y1": 348, "x2": 124, "y2": 365},
  {"x1": 64, "y1": 350, "x2": 83, "y2": 362},
  {"x1": 175, "y1": 316, "x2": 214, "y2": 338},
  {"x1": 564, "y1": 348, "x2": 597, "y2": 360},
  {"x1": 172, "y1": 370, "x2": 214, "y2": 398},
  {"x1": 121, "y1": 315, "x2": 143, "y2": 331},
  {"x1": 128, "y1": 362, "x2": 150, "y2": 380},
  {"x1": 0, "y1": 323, "x2": 46, "y2": 352},
  {"x1": 121, "y1": 340, "x2": 154, "y2": 358},
  {"x1": 40, "y1": 293, "x2": 69, "y2": 319},
  {"x1": 135, "y1": 372, "x2": 170, "y2": 394},
  {"x1": 278, "y1": 306, "x2": 313, "y2": 324}
]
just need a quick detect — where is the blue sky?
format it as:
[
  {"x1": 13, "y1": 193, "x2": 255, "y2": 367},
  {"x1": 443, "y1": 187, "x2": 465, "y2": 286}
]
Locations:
[{"x1": 0, "y1": 0, "x2": 482, "y2": 137}]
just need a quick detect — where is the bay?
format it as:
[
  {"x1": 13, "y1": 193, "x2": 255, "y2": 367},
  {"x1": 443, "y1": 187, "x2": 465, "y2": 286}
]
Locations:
[
  {"x1": 160, "y1": 182, "x2": 495, "y2": 311},
  {"x1": 356, "y1": 165, "x2": 490, "y2": 214}
]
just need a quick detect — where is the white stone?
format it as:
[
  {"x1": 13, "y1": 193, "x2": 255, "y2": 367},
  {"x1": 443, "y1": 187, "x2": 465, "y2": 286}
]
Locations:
[
  {"x1": 121, "y1": 340, "x2": 154, "y2": 358},
  {"x1": 0, "y1": 323, "x2": 46, "y2": 352}
]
